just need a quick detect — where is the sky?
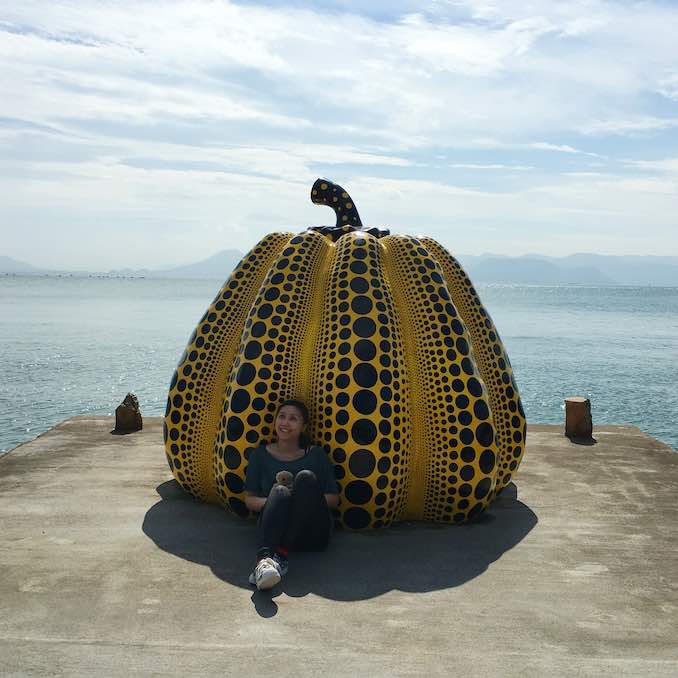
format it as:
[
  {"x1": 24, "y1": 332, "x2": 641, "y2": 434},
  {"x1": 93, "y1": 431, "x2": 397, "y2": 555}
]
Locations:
[{"x1": 1, "y1": 0, "x2": 677, "y2": 270}]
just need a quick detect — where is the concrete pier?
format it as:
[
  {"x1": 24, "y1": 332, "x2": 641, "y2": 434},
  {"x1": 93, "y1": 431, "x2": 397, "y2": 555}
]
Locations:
[{"x1": 1, "y1": 417, "x2": 677, "y2": 677}]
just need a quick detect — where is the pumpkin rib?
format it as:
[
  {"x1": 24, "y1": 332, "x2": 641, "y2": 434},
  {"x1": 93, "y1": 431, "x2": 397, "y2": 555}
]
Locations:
[
  {"x1": 307, "y1": 233, "x2": 336, "y2": 442},
  {"x1": 421, "y1": 238, "x2": 527, "y2": 498},
  {"x1": 213, "y1": 230, "x2": 330, "y2": 514},
  {"x1": 370, "y1": 234, "x2": 413, "y2": 525},
  {"x1": 163, "y1": 232, "x2": 292, "y2": 502},
  {"x1": 382, "y1": 234, "x2": 499, "y2": 522},
  {"x1": 380, "y1": 236, "x2": 427, "y2": 520},
  {"x1": 311, "y1": 231, "x2": 413, "y2": 529}
]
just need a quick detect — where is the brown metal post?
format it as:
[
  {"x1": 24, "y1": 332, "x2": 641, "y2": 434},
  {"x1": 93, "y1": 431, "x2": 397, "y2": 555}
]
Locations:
[{"x1": 565, "y1": 396, "x2": 593, "y2": 440}]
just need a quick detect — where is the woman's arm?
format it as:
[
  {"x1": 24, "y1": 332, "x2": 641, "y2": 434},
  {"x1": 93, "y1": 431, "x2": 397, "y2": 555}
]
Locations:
[
  {"x1": 244, "y1": 492, "x2": 267, "y2": 513},
  {"x1": 324, "y1": 493, "x2": 339, "y2": 509},
  {"x1": 244, "y1": 448, "x2": 264, "y2": 511}
]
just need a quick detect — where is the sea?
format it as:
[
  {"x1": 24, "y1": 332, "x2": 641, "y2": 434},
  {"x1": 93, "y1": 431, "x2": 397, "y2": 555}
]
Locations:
[{"x1": 1, "y1": 275, "x2": 677, "y2": 454}]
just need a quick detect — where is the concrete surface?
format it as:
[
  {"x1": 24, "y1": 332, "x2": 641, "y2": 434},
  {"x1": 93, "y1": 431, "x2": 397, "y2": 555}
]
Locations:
[{"x1": 1, "y1": 417, "x2": 677, "y2": 677}]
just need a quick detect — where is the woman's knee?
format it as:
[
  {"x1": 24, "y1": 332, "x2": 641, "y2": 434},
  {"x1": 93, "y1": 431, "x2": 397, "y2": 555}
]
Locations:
[{"x1": 293, "y1": 469, "x2": 318, "y2": 489}]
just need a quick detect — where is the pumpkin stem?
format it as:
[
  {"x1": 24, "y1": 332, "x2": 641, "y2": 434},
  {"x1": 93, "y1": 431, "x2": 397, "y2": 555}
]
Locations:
[
  {"x1": 311, "y1": 179, "x2": 363, "y2": 230},
  {"x1": 310, "y1": 178, "x2": 390, "y2": 241}
]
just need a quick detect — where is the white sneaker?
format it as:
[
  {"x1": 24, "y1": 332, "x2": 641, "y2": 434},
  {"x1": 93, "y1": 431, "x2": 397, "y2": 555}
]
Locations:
[{"x1": 249, "y1": 557, "x2": 281, "y2": 590}]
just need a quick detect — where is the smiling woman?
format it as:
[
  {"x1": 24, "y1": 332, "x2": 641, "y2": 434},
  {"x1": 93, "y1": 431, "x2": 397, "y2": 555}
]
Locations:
[{"x1": 243, "y1": 398, "x2": 340, "y2": 591}]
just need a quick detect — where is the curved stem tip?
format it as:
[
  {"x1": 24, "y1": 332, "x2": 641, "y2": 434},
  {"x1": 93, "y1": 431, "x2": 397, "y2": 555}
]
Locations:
[{"x1": 311, "y1": 178, "x2": 363, "y2": 230}]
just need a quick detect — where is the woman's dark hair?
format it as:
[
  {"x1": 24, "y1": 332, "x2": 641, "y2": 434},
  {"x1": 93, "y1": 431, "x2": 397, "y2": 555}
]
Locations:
[{"x1": 274, "y1": 399, "x2": 312, "y2": 448}]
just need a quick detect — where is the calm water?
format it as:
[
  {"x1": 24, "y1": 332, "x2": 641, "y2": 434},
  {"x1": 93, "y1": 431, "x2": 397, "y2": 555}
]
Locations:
[{"x1": 1, "y1": 276, "x2": 677, "y2": 454}]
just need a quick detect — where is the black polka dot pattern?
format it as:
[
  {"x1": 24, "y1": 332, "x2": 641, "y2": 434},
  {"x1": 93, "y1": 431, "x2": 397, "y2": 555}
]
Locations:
[
  {"x1": 163, "y1": 232, "x2": 292, "y2": 500},
  {"x1": 382, "y1": 234, "x2": 498, "y2": 522},
  {"x1": 311, "y1": 231, "x2": 411, "y2": 529},
  {"x1": 421, "y1": 237, "x2": 527, "y2": 500}
]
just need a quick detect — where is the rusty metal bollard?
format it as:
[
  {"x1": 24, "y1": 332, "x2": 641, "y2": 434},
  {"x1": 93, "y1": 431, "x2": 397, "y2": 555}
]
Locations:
[{"x1": 565, "y1": 396, "x2": 592, "y2": 440}]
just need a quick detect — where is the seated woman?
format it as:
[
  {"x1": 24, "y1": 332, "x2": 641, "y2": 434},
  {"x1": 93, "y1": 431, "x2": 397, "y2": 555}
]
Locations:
[{"x1": 244, "y1": 399, "x2": 339, "y2": 590}]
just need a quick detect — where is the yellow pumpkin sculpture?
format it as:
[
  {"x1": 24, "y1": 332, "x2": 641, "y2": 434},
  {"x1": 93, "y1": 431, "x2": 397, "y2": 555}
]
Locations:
[{"x1": 164, "y1": 179, "x2": 526, "y2": 529}]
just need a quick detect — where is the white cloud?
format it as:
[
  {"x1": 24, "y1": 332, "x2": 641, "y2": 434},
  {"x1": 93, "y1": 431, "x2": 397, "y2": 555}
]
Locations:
[
  {"x1": 580, "y1": 117, "x2": 678, "y2": 137},
  {"x1": 466, "y1": 138, "x2": 603, "y2": 158},
  {"x1": 527, "y1": 142, "x2": 600, "y2": 156},
  {"x1": 345, "y1": 173, "x2": 678, "y2": 255},
  {"x1": 1, "y1": 0, "x2": 678, "y2": 265},
  {"x1": 657, "y1": 71, "x2": 678, "y2": 102},
  {"x1": 3, "y1": 0, "x2": 677, "y2": 142},
  {"x1": 626, "y1": 158, "x2": 678, "y2": 174},
  {"x1": 449, "y1": 163, "x2": 533, "y2": 170},
  {"x1": 396, "y1": 13, "x2": 556, "y2": 76}
]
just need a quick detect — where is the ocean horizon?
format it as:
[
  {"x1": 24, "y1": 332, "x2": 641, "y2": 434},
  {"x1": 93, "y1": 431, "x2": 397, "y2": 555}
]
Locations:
[{"x1": 2, "y1": 275, "x2": 676, "y2": 455}]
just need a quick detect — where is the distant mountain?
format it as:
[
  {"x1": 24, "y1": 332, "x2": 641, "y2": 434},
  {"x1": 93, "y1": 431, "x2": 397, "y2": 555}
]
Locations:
[
  {"x1": 456, "y1": 253, "x2": 678, "y2": 286},
  {"x1": 0, "y1": 255, "x2": 40, "y2": 273},
  {"x1": 560, "y1": 254, "x2": 678, "y2": 286},
  {"x1": 105, "y1": 249, "x2": 243, "y2": 279},
  {"x1": 460, "y1": 255, "x2": 615, "y2": 285},
  {"x1": 148, "y1": 249, "x2": 243, "y2": 279},
  {"x1": 3, "y1": 249, "x2": 678, "y2": 285}
]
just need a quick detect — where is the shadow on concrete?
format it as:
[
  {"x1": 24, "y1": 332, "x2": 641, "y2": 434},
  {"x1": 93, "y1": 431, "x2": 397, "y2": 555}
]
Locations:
[
  {"x1": 143, "y1": 479, "x2": 538, "y2": 607},
  {"x1": 567, "y1": 436, "x2": 598, "y2": 446}
]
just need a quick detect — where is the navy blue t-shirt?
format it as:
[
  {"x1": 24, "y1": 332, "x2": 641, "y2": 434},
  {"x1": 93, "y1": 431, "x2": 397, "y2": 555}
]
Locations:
[{"x1": 245, "y1": 445, "x2": 339, "y2": 497}]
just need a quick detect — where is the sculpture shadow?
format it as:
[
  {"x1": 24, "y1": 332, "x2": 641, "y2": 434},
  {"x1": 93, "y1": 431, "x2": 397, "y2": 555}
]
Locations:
[{"x1": 143, "y1": 480, "x2": 537, "y2": 605}]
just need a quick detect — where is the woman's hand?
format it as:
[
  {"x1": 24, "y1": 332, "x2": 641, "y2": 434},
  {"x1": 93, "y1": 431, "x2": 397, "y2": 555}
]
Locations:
[{"x1": 244, "y1": 493, "x2": 267, "y2": 513}]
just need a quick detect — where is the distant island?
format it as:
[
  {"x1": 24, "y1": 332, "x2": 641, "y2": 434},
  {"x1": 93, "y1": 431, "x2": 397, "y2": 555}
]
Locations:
[
  {"x1": 0, "y1": 250, "x2": 243, "y2": 280},
  {"x1": 2, "y1": 250, "x2": 678, "y2": 286},
  {"x1": 458, "y1": 253, "x2": 678, "y2": 286}
]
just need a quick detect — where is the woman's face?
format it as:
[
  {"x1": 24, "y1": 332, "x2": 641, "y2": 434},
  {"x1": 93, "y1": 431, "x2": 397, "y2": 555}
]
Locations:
[{"x1": 275, "y1": 405, "x2": 306, "y2": 446}]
